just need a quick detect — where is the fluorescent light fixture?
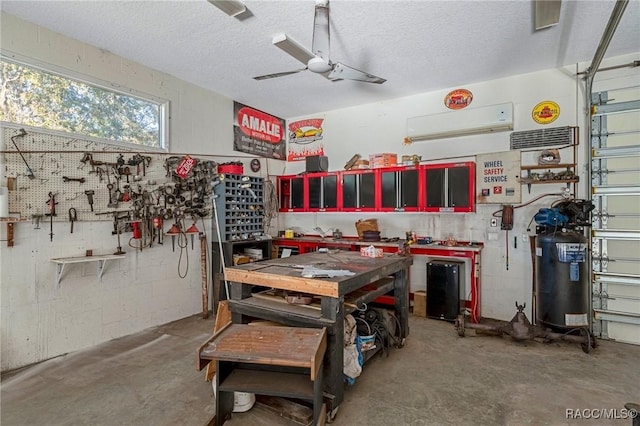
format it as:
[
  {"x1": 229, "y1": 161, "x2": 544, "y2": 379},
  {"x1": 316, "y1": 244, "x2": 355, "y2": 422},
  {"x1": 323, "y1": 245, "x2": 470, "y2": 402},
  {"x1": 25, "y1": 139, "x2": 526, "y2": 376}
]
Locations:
[
  {"x1": 273, "y1": 33, "x2": 316, "y2": 65},
  {"x1": 208, "y1": 0, "x2": 246, "y2": 17}
]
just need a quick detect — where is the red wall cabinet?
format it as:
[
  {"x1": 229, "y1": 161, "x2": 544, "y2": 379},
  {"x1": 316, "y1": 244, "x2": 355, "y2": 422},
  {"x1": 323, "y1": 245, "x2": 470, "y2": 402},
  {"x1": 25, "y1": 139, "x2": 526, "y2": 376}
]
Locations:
[
  {"x1": 423, "y1": 162, "x2": 475, "y2": 213},
  {"x1": 339, "y1": 169, "x2": 377, "y2": 212},
  {"x1": 276, "y1": 162, "x2": 475, "y2": 213},
  {"x1": 307, "y1": 172, "x2": 339, "y2": 212},
  {"x1": 378, "y1": 166, "x2": 421, "y2": 212},
  {"x1": 278, "y1": 175, "x2": 305, "y2": 212}
]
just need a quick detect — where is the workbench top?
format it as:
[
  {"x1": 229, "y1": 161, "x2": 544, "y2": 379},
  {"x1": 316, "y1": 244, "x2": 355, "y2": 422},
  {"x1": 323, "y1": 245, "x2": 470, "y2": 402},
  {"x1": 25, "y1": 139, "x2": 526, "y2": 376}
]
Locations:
[{"x1": 224, "y1": 250, "x2": 413, "y2": 298}]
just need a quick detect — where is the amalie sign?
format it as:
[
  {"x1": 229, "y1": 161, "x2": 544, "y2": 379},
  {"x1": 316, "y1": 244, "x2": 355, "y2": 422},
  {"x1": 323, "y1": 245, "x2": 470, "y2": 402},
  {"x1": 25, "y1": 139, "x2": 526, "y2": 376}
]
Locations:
[
  {"x1": 233, "y1": 102, "x2": 285, "y2": 159},
  {"x1": 237, "y1": 106, "x2": 282, "y2": 143}
]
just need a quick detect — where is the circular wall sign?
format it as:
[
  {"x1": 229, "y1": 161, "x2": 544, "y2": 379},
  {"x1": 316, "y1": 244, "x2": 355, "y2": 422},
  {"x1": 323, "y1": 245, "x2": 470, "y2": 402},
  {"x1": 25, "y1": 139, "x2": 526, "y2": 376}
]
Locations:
[
  {"x1": 250, "y1": 159, "x2": 261, "y2": 172},
  {"x1": 444, "y1": 89, "x2": 473, "y2": 110},
  {"x1": 532, "y1": 101, "x2": 560, "y2": 124}
]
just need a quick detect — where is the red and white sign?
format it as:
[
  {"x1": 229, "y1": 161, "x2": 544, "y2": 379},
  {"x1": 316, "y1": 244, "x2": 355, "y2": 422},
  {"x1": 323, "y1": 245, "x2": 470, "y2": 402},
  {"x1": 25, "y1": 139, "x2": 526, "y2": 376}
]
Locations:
[
  {"x1": 233, "y1": 102, "x2": 286, "y2": 159},
  {"x1": 287, "y1": 117, "x2": 325, "y2": 161},
  {"x1": 175, "y1": 155, "x2": 197, "y2": 179},
  {"x1": 237, "y1": 106, "x2": 282, "y2": 143}
]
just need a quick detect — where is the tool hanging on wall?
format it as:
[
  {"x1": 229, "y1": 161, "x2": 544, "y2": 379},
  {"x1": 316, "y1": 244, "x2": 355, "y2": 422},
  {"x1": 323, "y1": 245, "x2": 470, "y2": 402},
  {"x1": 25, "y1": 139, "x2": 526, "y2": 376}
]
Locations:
[
  {"x1": 10, "y1": 128, "x2": 35, "y2": 179},
  {"x1": 45, "y1": 192, "x2": 58, "y2": 242},
  {"x1": 492, "y1": 204, "x2": 514, "y2": 270},
  {"x1": 62, "y1": 176, "x2": 86, "y2": 183},
  {"x1": 68, "y1": 208, "x2": 77, "y2": 233},
  {"x1": 166, "y1": 220, "x2": 181, "y2": 252},
  {"x1": 84, "y1": 190, "x2": 95, "y2": 212},
  {"x1": 113, "y1": 213, "x2": 126, "y2": 255},
  {"x1": 153, "y1": 213, "x2": 164, "y2": 245}
]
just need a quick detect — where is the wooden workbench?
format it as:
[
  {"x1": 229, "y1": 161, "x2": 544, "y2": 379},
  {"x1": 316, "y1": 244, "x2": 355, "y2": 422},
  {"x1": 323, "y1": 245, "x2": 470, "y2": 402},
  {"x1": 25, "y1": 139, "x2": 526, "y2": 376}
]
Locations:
[
  {"x1": 224, "y1": 250, "x2": 413, "y2": 417},
  {"x1": 198, "y1": 324, "x2": 327, "y2": 425}
]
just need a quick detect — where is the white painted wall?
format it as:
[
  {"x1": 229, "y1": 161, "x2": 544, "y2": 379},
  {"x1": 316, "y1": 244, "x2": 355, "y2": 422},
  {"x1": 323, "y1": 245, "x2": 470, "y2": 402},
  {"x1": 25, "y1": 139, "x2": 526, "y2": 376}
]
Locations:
[{"x1": 0, "y1": 13, "x2": 273, "y2": 371}]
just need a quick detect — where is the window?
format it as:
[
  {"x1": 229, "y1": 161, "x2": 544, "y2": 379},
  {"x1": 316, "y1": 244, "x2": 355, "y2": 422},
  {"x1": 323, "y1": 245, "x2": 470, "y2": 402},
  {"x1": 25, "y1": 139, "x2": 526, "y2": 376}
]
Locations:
[{"x1": 0, "y1": 57, "x2": 167, "y2": 149}]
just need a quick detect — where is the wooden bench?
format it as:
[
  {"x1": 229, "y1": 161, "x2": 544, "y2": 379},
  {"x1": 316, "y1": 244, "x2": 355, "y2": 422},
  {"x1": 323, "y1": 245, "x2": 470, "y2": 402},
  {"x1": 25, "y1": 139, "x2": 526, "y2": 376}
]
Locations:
[{"x1": 198, "y1": 324, "x2": 327, "y2": 425}]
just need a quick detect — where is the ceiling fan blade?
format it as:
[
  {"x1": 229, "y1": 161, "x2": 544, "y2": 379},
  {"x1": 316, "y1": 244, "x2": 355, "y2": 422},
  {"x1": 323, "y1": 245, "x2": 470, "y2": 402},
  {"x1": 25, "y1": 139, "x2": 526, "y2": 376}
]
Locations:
[
  {"x1": 328, "y1": 63, "x2": 386, "y2": 84},
  {"x1": 312, "y1": 0, "x2": 330, "y2": 62},
  {"x1": 273, "y1": 33, "x2": 315, "y2": 66},
  {"x1": 253, "y1": 68, "x2": 307, "y2": 81},
  {"x1": 535, "y1": 0, "x2": 562, "y2": 30}
]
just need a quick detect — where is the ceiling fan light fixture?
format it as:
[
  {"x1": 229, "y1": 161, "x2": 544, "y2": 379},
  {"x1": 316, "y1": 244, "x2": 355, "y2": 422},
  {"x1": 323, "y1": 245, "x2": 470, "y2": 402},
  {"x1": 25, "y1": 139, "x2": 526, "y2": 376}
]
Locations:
[
  {"x1": 273, "y1": 34, "x2": 316, "y2": 65},
  {"x1": 307, "y1": 57, "x2": 332, "y2": 74},
  {"x1": 207, "y1": 0, "x2": 246, "y2": 17}
]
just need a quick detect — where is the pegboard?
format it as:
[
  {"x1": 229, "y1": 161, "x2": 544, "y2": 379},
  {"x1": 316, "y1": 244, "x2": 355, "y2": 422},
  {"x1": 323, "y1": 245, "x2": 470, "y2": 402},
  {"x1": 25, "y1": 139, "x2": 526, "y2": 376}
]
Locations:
[{"x1": 1, "y1": 127, "x2": 216, "y2": 224}]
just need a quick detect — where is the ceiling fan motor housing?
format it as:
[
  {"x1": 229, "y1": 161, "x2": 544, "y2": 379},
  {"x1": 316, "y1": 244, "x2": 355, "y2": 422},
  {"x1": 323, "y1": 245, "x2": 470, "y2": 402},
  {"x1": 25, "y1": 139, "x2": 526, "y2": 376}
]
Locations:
[{"x1": 308, "y1": 57, "x2": 332, "y2": 74}]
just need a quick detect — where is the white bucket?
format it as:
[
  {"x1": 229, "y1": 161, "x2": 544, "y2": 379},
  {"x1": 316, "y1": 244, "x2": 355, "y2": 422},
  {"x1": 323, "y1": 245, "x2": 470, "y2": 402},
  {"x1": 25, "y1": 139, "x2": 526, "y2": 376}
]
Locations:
[{"x1": 211, "y1": 374, "x2": 256, "y2": 413}]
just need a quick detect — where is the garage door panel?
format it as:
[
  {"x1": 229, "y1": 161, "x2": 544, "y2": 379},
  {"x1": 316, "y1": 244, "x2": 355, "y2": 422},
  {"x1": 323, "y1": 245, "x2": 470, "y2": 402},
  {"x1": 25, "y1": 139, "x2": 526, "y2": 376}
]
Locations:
[
  {"x1": 607, "y1": 323, "x2": 640, "y2": 344},
  {"x1": 605, "y1": 110, "x2": 640, "y2": 135},
  {"x1": 591, "y1": 81, "x2": 640, "y2": 345},
  {"x1": 605, "y1": 240, "x2": 640, "y2": 275}
]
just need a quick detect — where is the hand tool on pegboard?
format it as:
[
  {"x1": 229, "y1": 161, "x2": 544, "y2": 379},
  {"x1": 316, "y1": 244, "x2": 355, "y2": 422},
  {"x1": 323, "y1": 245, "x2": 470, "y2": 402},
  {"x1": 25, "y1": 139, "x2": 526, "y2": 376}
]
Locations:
[
  {"x1": 45, "y1": 192, "x2": 58, "y2": 242},
  {"x1": 62, "y1": 176, "x2": 86, "y2": 183},
  {"x1": 10, "y1": 128, "x2": 35, "y2": 179},
  {"x1": 68, "y1": 208, "x2": 77, "y2": 233},
  {"x1": 84, "y1": 190, "x2": 95, "y2": 212}
]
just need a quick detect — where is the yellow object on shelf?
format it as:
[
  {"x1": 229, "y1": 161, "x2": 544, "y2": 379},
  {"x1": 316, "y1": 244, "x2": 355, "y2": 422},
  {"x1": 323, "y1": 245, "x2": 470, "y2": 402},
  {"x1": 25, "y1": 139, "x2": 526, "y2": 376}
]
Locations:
[{"x1": 284, "y1": 229, "x2": 294, "y2": 238}]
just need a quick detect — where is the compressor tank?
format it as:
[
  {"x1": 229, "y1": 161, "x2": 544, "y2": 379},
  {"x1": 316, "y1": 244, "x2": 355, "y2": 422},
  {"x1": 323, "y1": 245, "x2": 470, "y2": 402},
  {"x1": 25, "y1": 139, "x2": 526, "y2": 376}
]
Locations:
[{"x1": 535, "y1": 230, "x2": 589, "y2": 330}]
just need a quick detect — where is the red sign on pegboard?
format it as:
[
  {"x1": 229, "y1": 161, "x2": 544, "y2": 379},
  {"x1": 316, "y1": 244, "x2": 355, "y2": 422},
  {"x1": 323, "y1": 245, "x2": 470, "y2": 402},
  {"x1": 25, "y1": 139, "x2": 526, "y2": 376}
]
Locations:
[{"x1": 175, "y1": 155, "x2": 197, "y2": 179}]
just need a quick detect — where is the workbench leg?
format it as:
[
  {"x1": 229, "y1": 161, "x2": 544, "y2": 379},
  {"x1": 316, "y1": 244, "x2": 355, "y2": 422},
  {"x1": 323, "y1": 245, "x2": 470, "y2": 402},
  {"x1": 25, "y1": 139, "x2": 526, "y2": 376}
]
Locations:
[
  {"x1": 313, "y1": 363, "x2": 324, "y2": 426},
  {"x1": 394, "y1": 268, "x2": 410, "y2": 341},
  {"x1": 230, "y1": 282, "x2": 251, "y2": 324},
  {"x1": 216, "y1": 361, "x2": 234, "y2": 426},
  {"x1": 321, "y1": 296, "x2": 344, "y2": 415}
]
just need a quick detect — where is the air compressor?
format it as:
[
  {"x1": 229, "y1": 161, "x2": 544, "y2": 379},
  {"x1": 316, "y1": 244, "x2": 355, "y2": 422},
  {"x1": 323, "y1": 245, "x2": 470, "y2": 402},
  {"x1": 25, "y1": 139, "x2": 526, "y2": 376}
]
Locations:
[{"x1": 455, "y1": 199, "x2": 597, "y2": 353}]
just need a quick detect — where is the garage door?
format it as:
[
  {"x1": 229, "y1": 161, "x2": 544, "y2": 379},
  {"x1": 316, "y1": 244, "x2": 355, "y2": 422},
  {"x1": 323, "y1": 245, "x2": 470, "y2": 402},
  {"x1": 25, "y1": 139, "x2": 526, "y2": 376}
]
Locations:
[{"x1": 591, "y1": 82, "x2": 640, "y2": 345}]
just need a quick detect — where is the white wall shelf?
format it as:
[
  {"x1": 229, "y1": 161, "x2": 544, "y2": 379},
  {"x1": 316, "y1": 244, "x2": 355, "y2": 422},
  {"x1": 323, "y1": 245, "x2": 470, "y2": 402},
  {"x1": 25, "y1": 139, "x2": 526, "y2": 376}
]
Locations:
[{"x1": 50, "y1": 254, "x2": 125, "y2": 288}]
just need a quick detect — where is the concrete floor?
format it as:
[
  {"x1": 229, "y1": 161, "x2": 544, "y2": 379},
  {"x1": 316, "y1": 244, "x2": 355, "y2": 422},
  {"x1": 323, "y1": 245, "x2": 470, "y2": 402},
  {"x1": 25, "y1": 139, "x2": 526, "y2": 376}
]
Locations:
[{"x1": 2, "y1": 314, "x2": 639, "y2": 426}]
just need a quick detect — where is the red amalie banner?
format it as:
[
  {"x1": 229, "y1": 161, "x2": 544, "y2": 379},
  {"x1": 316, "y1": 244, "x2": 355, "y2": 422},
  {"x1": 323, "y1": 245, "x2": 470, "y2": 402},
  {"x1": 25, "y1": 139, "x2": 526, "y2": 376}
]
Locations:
[
  {"x1": 233, "y1": 102, "x2": 286, "y2": 160},
  {"x1": 287, "y1": 117, "x2": 325, "y2": 161}
]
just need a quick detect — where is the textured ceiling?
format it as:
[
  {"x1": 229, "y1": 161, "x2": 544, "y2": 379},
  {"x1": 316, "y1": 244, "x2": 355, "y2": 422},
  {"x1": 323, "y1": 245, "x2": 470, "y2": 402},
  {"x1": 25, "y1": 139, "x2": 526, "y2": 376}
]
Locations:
[{"x1": 2, "y1": 0, "x2": 639, "y2": 119}]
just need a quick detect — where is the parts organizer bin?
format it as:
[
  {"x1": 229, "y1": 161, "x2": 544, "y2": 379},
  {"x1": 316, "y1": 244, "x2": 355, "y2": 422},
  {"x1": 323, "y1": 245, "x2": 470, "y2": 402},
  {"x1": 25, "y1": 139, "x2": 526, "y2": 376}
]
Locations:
[{"x1": 212, "y1": 174, "x2": 265, "y2": 241}]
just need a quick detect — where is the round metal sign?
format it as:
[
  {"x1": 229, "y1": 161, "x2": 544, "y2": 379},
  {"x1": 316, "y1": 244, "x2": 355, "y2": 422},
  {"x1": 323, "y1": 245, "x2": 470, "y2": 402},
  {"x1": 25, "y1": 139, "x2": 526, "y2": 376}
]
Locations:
[{"x1": 532, "y1": 101, "x2": 560, "y2": 124}]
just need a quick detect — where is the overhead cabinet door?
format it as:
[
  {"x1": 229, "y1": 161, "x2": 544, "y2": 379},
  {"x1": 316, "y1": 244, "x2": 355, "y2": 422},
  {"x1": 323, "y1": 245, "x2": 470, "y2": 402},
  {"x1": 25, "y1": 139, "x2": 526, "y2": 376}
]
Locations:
[{"x1": 380, "y1": 168, "x2": 419, "y2": 211}]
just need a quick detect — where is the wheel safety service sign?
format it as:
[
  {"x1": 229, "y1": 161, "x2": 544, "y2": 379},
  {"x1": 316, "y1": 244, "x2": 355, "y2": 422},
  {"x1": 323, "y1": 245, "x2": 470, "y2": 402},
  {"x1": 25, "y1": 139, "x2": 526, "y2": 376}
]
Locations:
[{"x1": 476, "y1": 150, "x2": 522, "y2": 204}]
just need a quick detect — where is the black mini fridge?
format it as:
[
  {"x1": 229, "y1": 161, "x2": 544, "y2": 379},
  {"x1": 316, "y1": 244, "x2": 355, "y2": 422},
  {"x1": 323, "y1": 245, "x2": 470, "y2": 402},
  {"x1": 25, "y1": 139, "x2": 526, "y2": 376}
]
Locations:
[{"x1": 427, "y1": 261, "x2": 460, "y2": 321}]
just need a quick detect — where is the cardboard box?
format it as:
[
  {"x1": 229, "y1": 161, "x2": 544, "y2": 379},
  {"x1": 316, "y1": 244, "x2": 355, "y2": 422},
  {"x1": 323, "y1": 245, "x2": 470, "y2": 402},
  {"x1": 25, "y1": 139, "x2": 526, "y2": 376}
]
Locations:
[
  {"x1": 413, "y1": 290, "x2": 426, "y2": 317},
  {"x1": 369, "y1": 153, "x2": 397, "y2": 168}
]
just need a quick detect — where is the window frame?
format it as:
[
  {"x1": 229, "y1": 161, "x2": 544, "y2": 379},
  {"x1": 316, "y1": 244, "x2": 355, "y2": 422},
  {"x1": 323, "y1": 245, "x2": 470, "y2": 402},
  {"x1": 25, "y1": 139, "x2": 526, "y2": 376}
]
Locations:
[{"x1": 0, "y1": 50, "x2": 170, "y2": 151}]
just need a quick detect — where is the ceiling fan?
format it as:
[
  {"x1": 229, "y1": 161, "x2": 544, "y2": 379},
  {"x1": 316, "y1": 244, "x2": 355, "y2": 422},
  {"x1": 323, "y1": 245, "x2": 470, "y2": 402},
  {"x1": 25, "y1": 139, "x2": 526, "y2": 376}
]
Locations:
[{"x1": 253, "y1": 0, "x2": 386, "y2": 84}]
